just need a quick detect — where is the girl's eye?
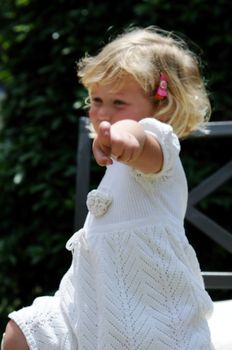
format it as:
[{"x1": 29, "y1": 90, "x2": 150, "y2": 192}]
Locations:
[
  {"x1": 91, "y1": 97, "x2": 102, "y2": 105},
  {"x1": 114, "y1": 100, "x2": 126, "y2": 106}
]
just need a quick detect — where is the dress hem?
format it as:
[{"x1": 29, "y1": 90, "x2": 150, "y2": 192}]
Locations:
[{"x1": 9, "y1": 311, "x2": 38, "y2": 350}]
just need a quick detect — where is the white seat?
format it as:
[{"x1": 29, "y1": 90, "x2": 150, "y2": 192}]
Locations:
[
  {"x1": 209, "y1": 300, "x2": 232, "y2": 349},
  {"x1": 1, "y1": 334, "x2": 4, "y2": 350}
]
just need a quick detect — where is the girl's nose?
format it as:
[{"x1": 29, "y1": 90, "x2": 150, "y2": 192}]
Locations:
[{"x1": 97, "y1": 106, "x2": 112, "y2": 121}]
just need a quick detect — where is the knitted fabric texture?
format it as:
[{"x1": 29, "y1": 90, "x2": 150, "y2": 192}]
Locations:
[{"x1": 9, "y1": 118, "x2": 214, "y2": 350}]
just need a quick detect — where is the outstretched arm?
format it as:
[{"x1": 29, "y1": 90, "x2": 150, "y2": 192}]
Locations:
[{"x1": 92, "y1": 120, "x2": 163, "y2": 174}]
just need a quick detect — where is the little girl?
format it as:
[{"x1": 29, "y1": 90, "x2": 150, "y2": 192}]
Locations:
[{"x1": 3, "y1": 27, "x2": 214, "y2": 349}]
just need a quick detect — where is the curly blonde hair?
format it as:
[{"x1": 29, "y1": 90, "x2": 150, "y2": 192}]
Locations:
[{"x1": 77, "y1": 27, "x2": 211, "y2": 138}]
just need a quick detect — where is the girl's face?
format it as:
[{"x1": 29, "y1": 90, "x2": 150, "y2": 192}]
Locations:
[{"x1": 89, "y1": 77, "x2": 155, "y2": 132}]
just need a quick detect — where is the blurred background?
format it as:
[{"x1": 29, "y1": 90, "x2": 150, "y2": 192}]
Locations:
[{"x1": 0, "y1": 0, "x2": 231, "y2": 333}]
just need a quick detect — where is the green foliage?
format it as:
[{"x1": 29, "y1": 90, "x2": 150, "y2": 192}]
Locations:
[{"x1": 0, "y1": 0, "x2": 231, "y2": 332}]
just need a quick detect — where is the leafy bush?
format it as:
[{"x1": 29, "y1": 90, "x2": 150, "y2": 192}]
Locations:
[{"x1": 0, "y1": 0, "x2": 231, "y2": 333}]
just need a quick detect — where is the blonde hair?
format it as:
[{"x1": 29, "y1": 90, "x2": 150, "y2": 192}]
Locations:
[{"x1": 77, "y1": 27, "x2": 211, "y2": 138}]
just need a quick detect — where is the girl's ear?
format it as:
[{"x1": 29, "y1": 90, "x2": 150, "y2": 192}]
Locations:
[{"x1": 156, "y1": 115, "x2": 170, "y2": 123}]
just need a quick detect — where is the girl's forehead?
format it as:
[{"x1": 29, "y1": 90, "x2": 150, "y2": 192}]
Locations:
[{"x1": 90, "y1": 76, "x2": 143, "y2": 95}]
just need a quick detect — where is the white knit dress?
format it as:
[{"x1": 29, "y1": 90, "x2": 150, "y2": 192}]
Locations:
[{"x1": 9, "y1": 118, "x2": 214, "y2": 350}]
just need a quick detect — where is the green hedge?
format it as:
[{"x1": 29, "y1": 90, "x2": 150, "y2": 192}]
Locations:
[{"x1": 0, "y1": 0, "x2": 231, "y2": 332}]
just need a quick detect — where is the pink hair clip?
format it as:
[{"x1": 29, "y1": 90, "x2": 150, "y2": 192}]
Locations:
[{"x1": 154, "y1": 73, "x2": 168, "y2": 101}]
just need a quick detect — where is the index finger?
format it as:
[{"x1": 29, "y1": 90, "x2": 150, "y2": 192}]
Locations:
[{"x1": 98, "y1": 121, "x2": 111, "y2": 147}]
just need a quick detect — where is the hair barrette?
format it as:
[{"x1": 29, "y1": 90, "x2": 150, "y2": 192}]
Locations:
[{"x1": 154, "y1": 73, "x2": 168, "y2": 101}]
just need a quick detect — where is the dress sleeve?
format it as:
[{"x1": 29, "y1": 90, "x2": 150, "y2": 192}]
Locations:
[
  {"x1": 129, "y1": 118, "x2": 180, "y2": 187},
  {"x1": 139, "y1": 118, "x2": 180, "y2": 178}
]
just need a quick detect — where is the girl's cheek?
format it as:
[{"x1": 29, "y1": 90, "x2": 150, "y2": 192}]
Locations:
[
  {"x1": 88, "y1": 108, "x2": 99, "y2": 131},
  {"x1": 88, "y1": 106, "x2": 96, "y2": 120}
]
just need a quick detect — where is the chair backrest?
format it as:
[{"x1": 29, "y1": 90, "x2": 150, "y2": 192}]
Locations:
[
  {"x1": 74, "y1": 116, "x2": 232, "y2": 290},
  {"x1": 185, "y1": 122, "x2": 232, "y2": 289},
  {"x1": 74, "y1": 117, "x2": 92, "y2": 230}
]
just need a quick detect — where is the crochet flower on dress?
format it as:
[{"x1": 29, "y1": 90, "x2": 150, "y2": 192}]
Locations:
[{"x1": 86, "y1": 188, "x2": 113, "y2": 217}]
